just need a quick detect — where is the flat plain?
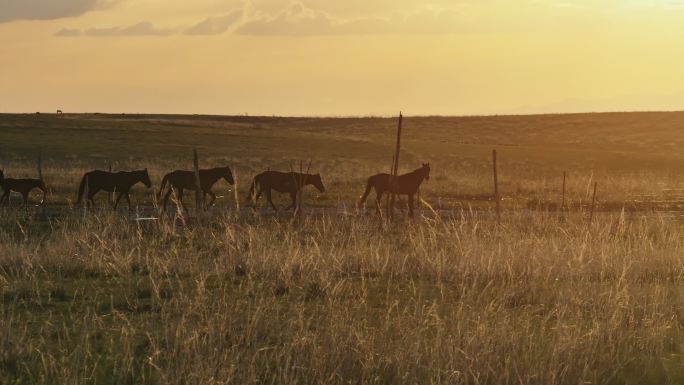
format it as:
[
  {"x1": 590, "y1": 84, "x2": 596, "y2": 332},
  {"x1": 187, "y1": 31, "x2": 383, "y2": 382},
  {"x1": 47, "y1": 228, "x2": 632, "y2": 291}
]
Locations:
[{"x1": 1, "y1": 112, "x2": 684, "y2": 384}]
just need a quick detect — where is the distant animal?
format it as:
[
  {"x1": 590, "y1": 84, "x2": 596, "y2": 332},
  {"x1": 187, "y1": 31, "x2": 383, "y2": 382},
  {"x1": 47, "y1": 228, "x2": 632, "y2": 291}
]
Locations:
[
  {"x1": 358, "y1": 163, "x2": 431, "y2": 217},
  {"x1": 76, "y1": 169, "x2": 151, "y2": 209},
  {"x1": 157, "y1": 166, "x2": 234, "y2": 211},
  {"x1": 247, "y1": 171, "x2": 325, "y2": 212},
  {"x1": 0, "y1": 169, "x2": 46, "y2": 206}
]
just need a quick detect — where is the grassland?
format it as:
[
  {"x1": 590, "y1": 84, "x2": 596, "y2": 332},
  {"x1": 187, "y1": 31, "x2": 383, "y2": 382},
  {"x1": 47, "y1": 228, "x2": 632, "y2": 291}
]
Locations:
[
  {"x1": 1, "y1": 112, "x2": 684, "y2": 384},
  {"x1": 0, "y1": 112, "x2": 683, "y2": 209}
]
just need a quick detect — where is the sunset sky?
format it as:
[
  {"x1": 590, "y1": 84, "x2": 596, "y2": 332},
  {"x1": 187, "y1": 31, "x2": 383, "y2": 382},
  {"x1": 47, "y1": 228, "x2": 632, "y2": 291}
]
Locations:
[{"x1": 1, "y1": 0, "x2": 683, "y2": 116}]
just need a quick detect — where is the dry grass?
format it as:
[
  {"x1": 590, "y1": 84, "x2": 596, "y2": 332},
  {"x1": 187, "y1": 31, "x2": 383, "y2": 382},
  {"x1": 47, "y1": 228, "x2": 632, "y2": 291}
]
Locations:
[
  {"x1": 2, "y1": 112, "x2": 684, "y2": 384},
  {"x1": 1, "y1": 210, "x2": 684, "y2": 384}
]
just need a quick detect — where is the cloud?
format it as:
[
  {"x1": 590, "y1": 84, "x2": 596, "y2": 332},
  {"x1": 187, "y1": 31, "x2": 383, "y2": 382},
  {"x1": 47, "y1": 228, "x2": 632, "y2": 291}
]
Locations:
[
  {"x1": 54, "y1": 21, "x2": 175, "y2": 37},
  {"x1": 235, "y1": 2, "x2": 466, "y2": 36},
  {"x1": 0, "y1": 0, "x2": 117, "y2": 23},
  {"x1": 54, "y1": 27, "x2": 82, "y2": 37},
  {"x1": 184, "y1": 10, "x2": 244, "y2": 35}
]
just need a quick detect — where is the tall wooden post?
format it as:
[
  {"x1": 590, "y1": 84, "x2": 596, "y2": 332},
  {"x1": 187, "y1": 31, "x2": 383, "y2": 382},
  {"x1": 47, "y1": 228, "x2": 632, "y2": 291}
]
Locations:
[
  {"x1": 82, "y1": 175, "x2": 89, "y2": 218},
  {"x1": 232, "y1": 168, "x2": 239, "y2": 214},
  {"x1": 492, "y1": 149, "x2": 500, "y2": 223},
  {"x1": 108, "y1": 162, "x2": 114, "y2": 206},
  {"x1": 193, "y1": 148, "x2": 202, "y2": 211},
  {"x1": 37, "y1": 150, "x2": 45, "y2": 205},
  {"x1": 387, "y1": 112, "x2": 403, "y2": 220},
  {"x1": 589, "y1": 182, "x2": 598, "y2": 224},
  {"x1": 561, "y1": 171, "x2": 566, "y2": 209}
]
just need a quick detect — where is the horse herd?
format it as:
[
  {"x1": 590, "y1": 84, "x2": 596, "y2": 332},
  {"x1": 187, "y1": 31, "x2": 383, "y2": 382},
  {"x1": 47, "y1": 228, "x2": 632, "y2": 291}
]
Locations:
[{"x1": 0, "y1": 163, "x2": 431, "y2": 216}]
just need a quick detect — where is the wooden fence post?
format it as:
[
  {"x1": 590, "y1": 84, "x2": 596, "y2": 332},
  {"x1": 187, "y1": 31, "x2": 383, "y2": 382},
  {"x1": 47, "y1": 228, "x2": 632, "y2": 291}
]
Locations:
[
  {"x1": 387, "y1": 112, "x2": 403, "y2": 220},
  {"x1": 589, "y1": 182, "x2": 598, "y2": 224},
  {"x1": 233, "y1": 168, "x2": 239, "y2": 214},
  {"x1": 492, "y1": 149, "x2": 500, "y2": 223},
  {"x1": 83, "y1": 175, "x2": 89, "y2": 218},
  {"x1": 108, "y1": 162, "x2": 114, "y2": 206},
  {"x1": 193, "y1": 148, "x2": 202, "y2": 211},
  {"x1": 37, "y1": 150, "x2": 46, "y2": 206},
  {"x1": 561, "y1": 171, "x2": 566, "y2": 209}
]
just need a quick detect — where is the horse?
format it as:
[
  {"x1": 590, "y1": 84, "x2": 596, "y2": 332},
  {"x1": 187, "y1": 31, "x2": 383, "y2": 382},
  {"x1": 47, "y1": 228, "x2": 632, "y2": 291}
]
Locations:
[
  {"x1": 157, "y1": 166, "x2": 234, "y2": 211},
  {"x1": 76, "y1": 169, "x2": 151, "y2": 209},
  {"x1": 247, "y1": 171, "x2": 325, "y2": 212},
  {"x1": 358, "y1": 163, "x2": 431, "y2": 217},
  {"x1": 0, "y1": 169, "x2": 46, "y2": 206}
]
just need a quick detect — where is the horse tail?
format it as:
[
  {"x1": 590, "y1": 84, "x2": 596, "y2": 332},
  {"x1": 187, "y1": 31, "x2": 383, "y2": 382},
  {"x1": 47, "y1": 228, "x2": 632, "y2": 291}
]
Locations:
[
  {"x1": 157, "y1": 173, "x2": 170, "y2": 199},
  {"x1": 76, "y1": 173, "x2": 88, "y2": 204},
  {"x1": 358, "y1": 177, "x2": 374, "y2": 208}
]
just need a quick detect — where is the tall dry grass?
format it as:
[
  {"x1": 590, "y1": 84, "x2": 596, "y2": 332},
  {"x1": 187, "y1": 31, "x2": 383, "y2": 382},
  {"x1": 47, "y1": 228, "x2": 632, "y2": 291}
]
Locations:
[{"x1": 1, "y1": 209, "x2": 683, "y2": 384}]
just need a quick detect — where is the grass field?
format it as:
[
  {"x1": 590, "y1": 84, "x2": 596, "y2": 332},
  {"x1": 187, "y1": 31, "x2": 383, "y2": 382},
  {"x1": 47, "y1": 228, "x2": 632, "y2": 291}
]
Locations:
[
  {"x1": 1, "y1": 112, "x2": 683, "y2": 210},
  {"x1": 1, "y1": 112, "x2": 684, "y2": 384}
]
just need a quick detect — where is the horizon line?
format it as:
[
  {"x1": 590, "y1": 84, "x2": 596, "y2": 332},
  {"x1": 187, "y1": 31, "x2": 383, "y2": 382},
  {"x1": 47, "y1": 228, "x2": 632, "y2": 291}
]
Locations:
[{"x1": 2, "y1": 109, "x2": 684, "y2": 119}]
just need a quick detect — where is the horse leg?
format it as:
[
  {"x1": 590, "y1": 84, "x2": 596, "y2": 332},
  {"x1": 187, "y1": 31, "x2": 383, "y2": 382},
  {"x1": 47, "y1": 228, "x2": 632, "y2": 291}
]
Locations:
[
  {"x1": 375, "y1": 190, "x2": 384, "y2": 215},
  {"x1": 207, "y1": 190, "x2": 217, "y2": 207},
  {"x1": 162, "y1": 188, "x2": 172, "y2": 212},
  {"x1": 286, "y1": 191, "x2": 297, "y2": 211},
  {"x1": 255, "y1": 187, "x2": 263, "y2": 203},
  {"x1": 125, "y1": 193, "x2": 132, "y2": 210},
  {"x1": 113, "y1": 192, "x2": 124, "y2": 209},
  {"x1": 266, "y1": 189, "x2": 278, "y2": 212},
  {"x1": 178, "y1": 188, "x2": 187, "y2": 211},
  {"x1": 88, "y1": 189, "x2": 99, "y2": 208},
  {"x1": 0, "y1": 190, "x2": 9, "y2": 206},
  {"x1": 21, "y1": 191, "x2": 29, "y2": 206}
]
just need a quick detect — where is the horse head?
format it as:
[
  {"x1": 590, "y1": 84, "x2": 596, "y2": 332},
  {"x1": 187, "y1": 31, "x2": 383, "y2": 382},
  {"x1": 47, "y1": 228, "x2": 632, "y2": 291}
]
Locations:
[
  {"x1": 422, "y1": 163, "x2": 431, "y2": 181},
  {"x1": 222, "y1": 166, "x2": 235, "y2": 185},
  {"x1": 141, "y1": 168, "x2": 152, "y2": 188},
  {"x1": 312, "y1": 174, "x2": 325, "y2": 193}
]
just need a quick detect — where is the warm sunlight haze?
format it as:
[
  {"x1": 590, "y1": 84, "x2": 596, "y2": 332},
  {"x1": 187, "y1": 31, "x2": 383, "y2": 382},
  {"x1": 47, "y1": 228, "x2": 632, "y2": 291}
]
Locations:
[
  {"x1": 1, "y1": 0, "x2": 683, "y2": 115},
  {"x1": 2, "y1": 2, "x2": 684, "y2": 385}
]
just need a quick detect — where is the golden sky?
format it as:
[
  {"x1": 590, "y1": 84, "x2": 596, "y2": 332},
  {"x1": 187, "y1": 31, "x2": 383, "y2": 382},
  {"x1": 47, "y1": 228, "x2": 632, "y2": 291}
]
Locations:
[{"x1": 0, "y1": 0, "x2": 683, "y2": 115}]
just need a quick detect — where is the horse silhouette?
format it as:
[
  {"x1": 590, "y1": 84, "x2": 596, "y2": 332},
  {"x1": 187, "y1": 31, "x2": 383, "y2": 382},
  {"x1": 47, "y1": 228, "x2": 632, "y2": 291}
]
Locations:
[
  {"x1": 77, "y1": 169, "x2": 151, "y2": 209},
  {"x1": 0, "y1": 169, "x2": 46, "y2": 206},
  {"x1": 157, "y1": 166, "x2": 234, "y2": 211},
  {"x1": 247, "y1": 171, "x2": 325, "y2": 212},
  {"x1": 358, "y1": 163, "x2": 431, "y2": 217}
]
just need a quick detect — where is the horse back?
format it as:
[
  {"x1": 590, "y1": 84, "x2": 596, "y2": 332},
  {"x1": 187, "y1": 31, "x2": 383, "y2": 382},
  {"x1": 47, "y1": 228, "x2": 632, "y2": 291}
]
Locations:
[
  {"x1": 255, "y1": 171, "x2": 297, "y2": 191},
  {"x1": 85, "y1": 170, "x2": 131, "y2": 191},
  {"x1": 4, "y1": 178, "x2": 43, "y2": 192}
]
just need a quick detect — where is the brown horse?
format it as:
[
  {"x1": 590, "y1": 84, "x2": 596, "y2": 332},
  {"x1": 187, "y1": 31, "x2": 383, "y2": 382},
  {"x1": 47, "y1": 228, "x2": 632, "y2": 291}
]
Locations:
[
  {"x1": 76, "y1": 169, "x2": 151, "y2": 209},
  {"x1": 0, "y1": 169, "x2": 46, "y2": 206},
  {"x1": 358, "y1": 163, "x2": 430, "y2": 217},
  {"x1": 247, "y1": 171, "x2": 325, "y2": 212},
  {"x1": 157, "y1": 167, "x2": 234, "y2": 211}
]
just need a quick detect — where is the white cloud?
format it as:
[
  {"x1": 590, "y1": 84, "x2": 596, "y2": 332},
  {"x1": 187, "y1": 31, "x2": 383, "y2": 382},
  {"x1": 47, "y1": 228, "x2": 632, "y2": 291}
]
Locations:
[
  {"x1": 54, "y1": 21, "x2": 175, "y2": 37},
  {"x1": 184, "y1": 10, "x2": 244, "y2": 35},
  {"x1": 235, "y1": 2, "x2": 467, "y2": 36}
]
